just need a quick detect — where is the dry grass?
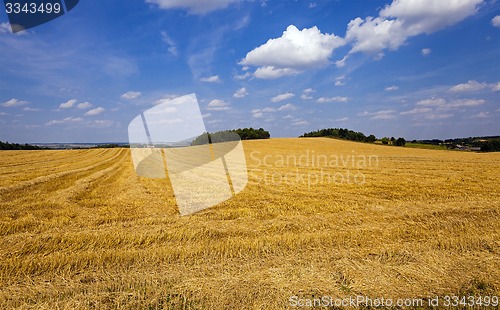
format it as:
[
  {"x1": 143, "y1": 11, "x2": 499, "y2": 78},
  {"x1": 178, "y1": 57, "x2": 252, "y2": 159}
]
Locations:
[{"x1": 0, "y1": 138, "x2": 499, "y2": 309}]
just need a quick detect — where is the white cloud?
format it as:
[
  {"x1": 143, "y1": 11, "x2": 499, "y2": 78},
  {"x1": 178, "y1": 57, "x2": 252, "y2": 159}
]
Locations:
[
  {"x1": 492, "y1": 82, "x2": 500, "y2": 92},
  {"x1": 335, "y1": 117, "x2": 349, "y2": 122},
  {"x1": 84, "y1": 107, "x2": 105, "y2": 116},
  {"x1": 385, "y1": 85, "x2": 399, "y2": 91},
  {"x1": 22, "y1": 107, "x2": 39, "y2": 112},
  {"x1": 0, "y1": 22, "x2": 28, "y2": 35},
  {"x1": 90, "y1": 120, "x2": 115, "y2": 128},
  {"x1": 278, "y1": 103, "x2": 297, "y2": 111},
  {"x1": 252, "y1": 109, "x2": 263, "y2": 118},
  {"x1": 234, "y1": 72, "x2": 252, "y2": 80},
  {"x1": 292, "y1": 120, "x2": 309, "y2": 126},
  {"x1": 425, "y1": 113, "x2": 453, "y2": 120},
  {"x1": 271, "y1": 92, "x2": 295, "y2": 102},
  {"x1": 233, "y1": 87, "x2": 248, "y2": 98},
  {"x1": 153, "y1": 94, "x2": 181, "y2": 106},
  {"x1": 447, "y1": 99, "x2": 485, "y2": 108},
  {"x1": 200, "y1": 75, "x2": 221, "y2": 83},
  {"x1": 309, "y1": 2, "x2": 317, "y2": 8},
  {"x1": 77, "y1": 102, "x2": 93, "y2": 109},
  {"x1": 46, "y1": 117, "x2": 84, "y2": 126},
  {"x1": 0, "y1": 23, "x2": 11, "y2": 34},
  {"x1": 492, "y1": 15, "x2": 500, "y2": 27},
  {"x1": 416, "y1": 97, "x2": 485, "y2": 109},
  {"x1": 241, "y1": 25, "x2": 345, "y2": 79},
  {"x1": 344, "y1": 0, "x2": 482, "y2": 56},
  {"x1": 421, "y1": 48, "x2": 432, "y2": 56},
  {"x1": 335, "y1": 55, "x2": 349, "y2": 68},
  {"x1": 161, "y1": 31, "x2": 178, "y2": 56},
  {"x1": 146, "y1": 0, "x2": 239, "y2": 14},
  {"x1": 400, "y1": 107, "x2": 432, "y2": 115},
  {"x1": 253, "y1": 66, "x2": 300, "y2": 79},
  {"x1": 207, "y1": 99, "x2": 229, "y2": 111},
  {"x1": 359, "y1": 109, "x2": 397, "y2": 120},
  {"x1": 471, "y1": 111, "x2": 490, "y2": 118},
  {"x1": 301, "y1": 88, "x2": 315, "y2": 100},
  {"x1": 2, "y1": 98, "x2": 28, "y2": 107},
  {"x1": 121, "y1": 91, "x2": 141, "y2": 100},
  {"x1": 449, "y1": 80, "x2": 487, "y2": 92},
  {"x1": 202, "y1": 113, "x2": 211, "y2": 118},
  {"x1": 59, "y1": 99, "x2": 77, "y2": 109},
  {"x1": 317, "y1": 96, "x2": 349, "y2": 103},
  {"x1": 335, "y1": 75, "x2": 346, "y2": 86}
]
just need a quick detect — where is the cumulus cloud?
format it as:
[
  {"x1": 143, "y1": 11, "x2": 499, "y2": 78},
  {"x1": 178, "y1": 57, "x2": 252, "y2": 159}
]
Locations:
[
  {"x1": 161, "y1": 31, "x2": 178, "y2": 56},
  {"x1": 146, "y1": 0, "x2": 239, "y2": 14},
  {"x1": 77, "y1": 102, "x2": 93, "y2": 109},
  {"x1": 421, "y1": 48, "x2": 432, "y2": 56},
  {"x1": 121, "y1": 91, "x2": 141, "y2": 100},
  {"x1": 234, "y1": 72, "x2": 252, "y2": 80},
  {"x1": 449, "y1": 80, "x2": 487, "y2": 92},
  {"x1": 471, "y1": 111, "x2": 490, "y2": 118},
  {"x1": 425, "y1": 113, "x2": 453, "y2": 120},
  {"x1": 253, "y1": 66, "x2": 300, "y2": 79},
  {"x1": 400, "y1": 107, "x2": 433, "y2": 115},
  {"x1": 251, "y1": 109, "x2": 263, "y2": 118},
  {"x1": 2, "y1": 98, "x2": 28, "y2": 107},
  {"x1": 343, "y1": 0, "x2": 482, "y2": 57},
  {"x1": 301, "y1": 88, "x2": 315, "y2": 100},
  {"x1": 233, "y1": 87, "x2": 248, "y2": 98},
  {"x1": 416, "y1": 97, "x2": 485, "y2": 109},
  {"x1": 492, "y1": 15, "x2": 500, "y2": 27},
  {"x1": 359, "y1": 109, "x2": 397, "y2": 120},
  {"x1": 0, "y1": 22, "x2": 28, "y2": 35},
  {"x1": 59, "y1": 99, "x2": 77, "y2": 109},
  {"x1": 240, "y1": 25, "x2": 345, "y2": 79},
  {"x1": 317, "y1": 96, "x2": 349, "y2": 103},
  {"x1": 416, "y1": 98, "x2": 447, "y2": 107},
  {"x1": 271, "y1": 92, "x2": 295, "y2": 102},
  {"x1": 278, "y1": 103, "x2": 297, "y2": 111},
  {"x1": 292, "y1": 120, "x2": 309, "y2": 126},
  {"x1": 84, "y1": 107, "x2": 105, "y2": 116},
  {"x1": 200, "y1": 75, "x2": 221, "y2": 83},
  {"x1": 385, "y1": 85, "x2": 399, "y2": 91},
  {"x1": 46, "y1": 117, "x2": 84, "y2": 126},
  {"x1": 0, "y1": 22, "x2": 11, "y2": 34},
  {"x1": 335, "y1": 75, "x2": 346, "y2": 86},
  {"x1": 23, "y1": 107, "x2": 39, "y2": 112},
  {"x1": 207, "y1": 99, "x2": 229, "y2": 111},
  {"x1": 492, "y1": 82, "x2": 500, "y2": 92}
]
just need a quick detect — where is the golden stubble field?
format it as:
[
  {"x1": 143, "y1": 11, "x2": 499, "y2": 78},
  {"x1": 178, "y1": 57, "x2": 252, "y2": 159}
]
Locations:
[{"x1": 0, "y1": 138, "x2": 499, "y2": 309}]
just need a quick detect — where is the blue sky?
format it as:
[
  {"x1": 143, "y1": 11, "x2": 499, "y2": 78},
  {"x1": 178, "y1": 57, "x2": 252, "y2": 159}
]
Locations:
[{"x1": 0, "y1": 0, "x2": 499, "y2": 143}]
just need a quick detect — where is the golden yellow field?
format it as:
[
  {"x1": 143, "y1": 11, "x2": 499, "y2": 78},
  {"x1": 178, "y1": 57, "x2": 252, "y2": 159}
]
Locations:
[{"x1": 0, "y1": 138, "x2": 499, "y2": 309}]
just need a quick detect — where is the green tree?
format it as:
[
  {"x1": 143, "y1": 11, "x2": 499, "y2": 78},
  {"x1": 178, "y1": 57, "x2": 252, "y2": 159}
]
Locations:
[
  {"x1": 364, "y1": 134, "x2": 376, "y2": 143},
  {"x1": 395, "y1": 137, "x2": 406, "y2": 146}
]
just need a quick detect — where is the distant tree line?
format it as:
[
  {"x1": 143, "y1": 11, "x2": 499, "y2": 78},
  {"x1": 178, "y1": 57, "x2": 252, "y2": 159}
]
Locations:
[
  {"x1": 91, "y1": 144, "x2": 130, "y2": 149},
  {"x1": 411, "y1": 136, "x2": 500, "y2": 152},
  {"x1": 0, "y1": 141, "x2": 46, "y2": 150},
  {"x1": 300, "y1": 128, "x2": 376, "y2": 142},
  {"x1": 478, "y1": 138, "x2": 500, "y2": 152},
  {"x1": 300, "y1": 128, "x2": 411, "y2": 147},
  {"x1": 381, "y1": 136, "x2": 406, "y2": 146},
  {"x1": 191, "y1": 128, "x2": 270, "y2": 146}
]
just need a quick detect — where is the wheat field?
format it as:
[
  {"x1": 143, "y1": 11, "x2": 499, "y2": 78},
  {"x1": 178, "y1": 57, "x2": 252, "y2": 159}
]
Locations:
[{"x1": 0, "y1": 138, "x2": 499, "y2": 309}]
